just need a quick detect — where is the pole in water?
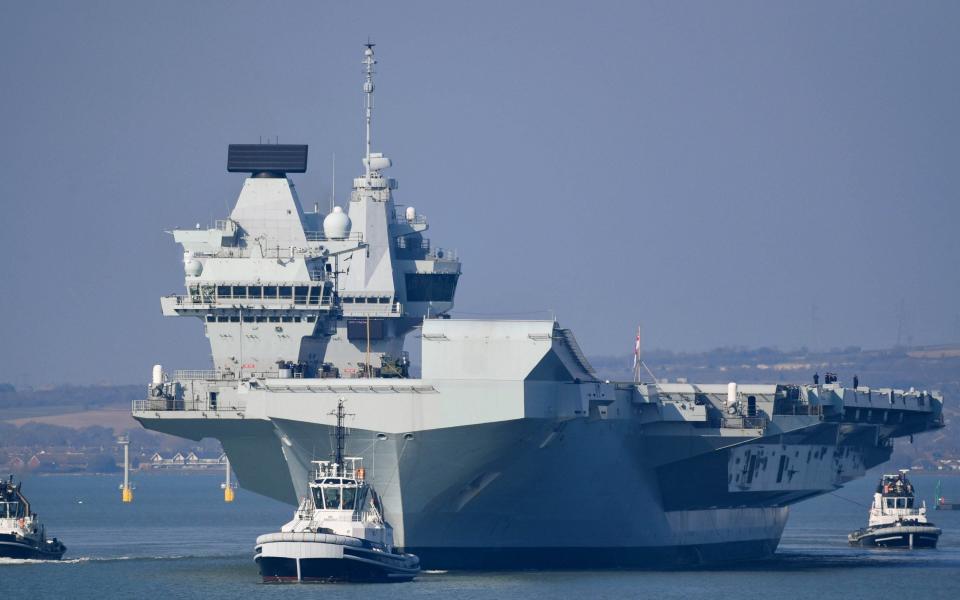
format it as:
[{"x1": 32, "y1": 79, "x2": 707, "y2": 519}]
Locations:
[
  {"x1": 118, "y1": 436, "x2": 133, "y2": 503},
  {"x1": 221, "y1": 455, "x2": 236, "y2": 502}
]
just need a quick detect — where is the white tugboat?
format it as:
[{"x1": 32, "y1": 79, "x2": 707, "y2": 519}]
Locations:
[
  {"x1": 0, "y1": 475, "x2": 66, "y2": 560},
  {"x1": 255, "y1": 400, "x2": 419, "y2": 582},
  {"x1": 848, "y1": 470, "x2": 941, "y2": 549}
]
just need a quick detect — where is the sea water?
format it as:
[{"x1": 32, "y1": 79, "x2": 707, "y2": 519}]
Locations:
[{"x1": 3, "y1": 470, "x2": 960, "y2": 599}]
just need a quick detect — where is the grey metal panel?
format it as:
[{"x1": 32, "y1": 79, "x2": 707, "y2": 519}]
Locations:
[{"x1": 227, "y1": 144, "x2": 308, "y2": 173}]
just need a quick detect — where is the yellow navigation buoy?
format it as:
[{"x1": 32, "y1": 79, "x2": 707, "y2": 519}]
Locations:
[
  {"x1": 118, "y1": 435, "x2": 135, "y2": 503},
  {"x1": 221, "y1": 455, "x2": 236, "y2": 502}
]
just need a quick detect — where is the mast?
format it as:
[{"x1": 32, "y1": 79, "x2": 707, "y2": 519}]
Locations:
[
  {"x1": 363, "y1": 41, "x2": 376, "y2": 181},
  {"x1": 330, "y1": 398, "x2": 352, "y2": 468}
]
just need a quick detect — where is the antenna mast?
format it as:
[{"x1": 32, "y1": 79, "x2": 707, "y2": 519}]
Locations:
[
  {"x1": 363, "y1": 41, "x2": 376, "y2": 181},
  {"x1": 330, "y1": 398, "x2": 352, "y2": 468}
]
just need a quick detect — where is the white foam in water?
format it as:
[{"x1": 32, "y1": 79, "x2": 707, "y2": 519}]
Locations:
[{"x1": 0, "y1": 556, "x2": 177, "y2": 566}]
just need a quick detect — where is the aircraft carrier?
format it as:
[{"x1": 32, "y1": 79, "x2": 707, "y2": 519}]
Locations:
[{"x1": 133, "y1": 43, "x2": 944, "y2": 568}]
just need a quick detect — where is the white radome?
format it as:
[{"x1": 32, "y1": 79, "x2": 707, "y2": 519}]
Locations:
[
  {"x1": 323, "y1": 206, "x2": 352, "y2": 239},
  {"x1": 364, "y1": 152, "x2": 392, "y2": 172},
  {"x1": 183, "y1": 251, "x2": 203, "y2": 277},
  {"x1": 405, "y1": 206, "x2": 416, "y2": 221},
  {"x1": 184, "y1": 260, "x2": 203, "y2": 277},
  {"x1": 727, "y1": 382, "x2": 738, "y2": 406}
]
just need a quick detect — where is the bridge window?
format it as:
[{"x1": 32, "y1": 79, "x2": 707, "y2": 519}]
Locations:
[
  {"x1": 248, "y1": 286, "x2": 262, "y2": 299},
  {"x1": 405, "y1": 273, "x2": 458, "y2": 302},
  {"x1": 232, "y1": 286, "x2": 246, "y2": 298},
  {"x1": 206, "y1": 315, "x2": 215, "y2": 322},
  {"x1": 279, "y1": 286, "x2": 292, "y2": 299},
  {"x1": 323, "y1": 486, "x2": 341, "y2": 509},
  {"x1": 295, "y1": 286, "x2": 309, "y2": 303},
  {"x1": 229, "y1": 316, "x2": 240, "y2": 323},
  {"x1": 281, "y1": 316, "x2": 293, "y2": 323},
  {"x1": 268, "y1": 316, "x2": 280, "y2": 323},
  {"x1": 342, "y1": 486, "x2": 357, "y2": 511},
  {"x1": 309, "y1": 286, "x2": 322, "y2": 305},
  {"x1": 264, "y1": 286, "x2": 277, "y2": 299},
  {"x1": 2, "y1": 501, "x2": 22, "y2": 518},
  {"x1": 242, "y1": 316, "x2": 254, "y2": 323},
  {"x1": 897, "y1": 498, "x2": 907, "y2": 509},
  {"x1": 886, "y1": 498, "x2": 894, "y2": 509},
  {"x1": 217, "y1": 316, "x2": 229, "y2": 323},
  {"x1": 217, "y1": 285, "x2": 230, "y2": 299}
]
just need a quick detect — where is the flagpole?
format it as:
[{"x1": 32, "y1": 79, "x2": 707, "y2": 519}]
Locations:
[{"x1": 633, "y1": 325, "x2": 641, "y2": 383}]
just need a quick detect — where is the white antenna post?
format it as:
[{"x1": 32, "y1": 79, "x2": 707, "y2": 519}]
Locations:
[{"x1": 363, "y1": 41, "x2": 376, "y2": 181}]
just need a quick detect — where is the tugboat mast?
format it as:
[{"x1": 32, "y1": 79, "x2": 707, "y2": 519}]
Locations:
[{"x1": 330, "y1": 398, "x2": 351, "y2": 469}]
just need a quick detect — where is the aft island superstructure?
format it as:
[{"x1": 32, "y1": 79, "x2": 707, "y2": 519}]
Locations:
[{"x1": 134, "y1": 43, "x2": 944, "y2": 568}]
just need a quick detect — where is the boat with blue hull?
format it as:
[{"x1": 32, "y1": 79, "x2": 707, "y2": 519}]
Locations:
[
  {"x1": 255, "y1": 400, "x2": 419, "y2": 582},
  {"x1": 849, "y1": 470, "x2": 940, "y2": 549},
  {"x1": 0, "y1": 475, "x2": 66, "y2": 560}
]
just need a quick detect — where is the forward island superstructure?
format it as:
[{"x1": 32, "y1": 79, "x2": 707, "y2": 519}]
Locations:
[{"x1": 134, "y1": 43, "x2": 944, "y2": 568}]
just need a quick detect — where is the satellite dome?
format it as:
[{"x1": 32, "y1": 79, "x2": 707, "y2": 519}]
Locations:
[
  {"x1": 184, "y1": 259, "x2": 203, "y2": 277},
  {"x1": 323, "y1": 206, "x2": 352, "y2": 239},
  {"x1": 183, "y1": 250, "x2": 203, "y2": 277}
]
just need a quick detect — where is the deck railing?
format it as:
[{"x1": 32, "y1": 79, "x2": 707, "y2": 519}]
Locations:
[
  {"x1": 132, "y1": 397, "x2": 246, "y2": 413},
  {"x1": 722, "y1": 415, "x2": 769, "y2": 430}
]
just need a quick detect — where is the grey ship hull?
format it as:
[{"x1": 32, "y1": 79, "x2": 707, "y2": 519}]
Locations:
[
  {"x1": 140, "y1": 414, "x2": 790, "y2": 567},
  {"x1": 137, "y1": 333, "x2": 937, "y2": 569}
]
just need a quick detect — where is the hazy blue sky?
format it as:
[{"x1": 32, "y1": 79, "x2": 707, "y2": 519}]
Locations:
[{"x1": 1, "y1": 1, "x2": 958, "y2": 385}]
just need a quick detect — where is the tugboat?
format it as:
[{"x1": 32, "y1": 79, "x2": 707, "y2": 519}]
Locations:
[
  {"x1": 848, "y1": 470, "x2": 941, "y2": 548},
  {"x1": 254, "y1": 400, "x2": 419, "y2": 582},
  {"x1": 0, "y1": 475, "x2": 66, "y2": 560}
]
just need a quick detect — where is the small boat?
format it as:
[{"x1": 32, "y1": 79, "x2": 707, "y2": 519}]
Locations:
[
  {"x1": 254, "y1": 400, "x2": 419, "y2": 582},
  {"x1": 848, "y1": 470, "x2": 940, "y2": 549},
  {"x1": 935, "y1": 480, "x2": 959, "y2": 510},
  {"x1": 0, "y1": 475, "x2": 66, "y2": 560}
]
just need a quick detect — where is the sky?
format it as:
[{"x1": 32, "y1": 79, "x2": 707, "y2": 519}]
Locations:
[{"x1": 1, "y1": 0, "x2": 958, "y2": 386}]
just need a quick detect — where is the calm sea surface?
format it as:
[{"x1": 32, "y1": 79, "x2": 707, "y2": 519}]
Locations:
[{"x1": 3, "y1": 470, "x2": 960, "y2": 599}]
